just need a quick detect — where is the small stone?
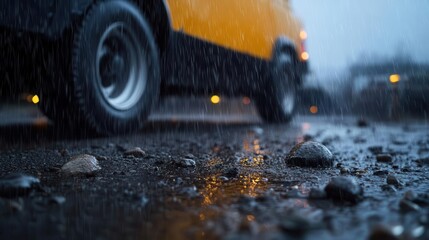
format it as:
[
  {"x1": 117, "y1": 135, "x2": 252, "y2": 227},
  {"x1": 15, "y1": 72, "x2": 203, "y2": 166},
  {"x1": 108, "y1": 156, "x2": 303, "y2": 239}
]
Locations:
[
  {"x1": 58, "y1": 149, "x2": 69, "y2": 157},
  {"x1": 285, "y1": 141, "x2": 334, "y2": 168},
  {"x1": 373, "y1": 170, "x2": 389, "y2": 176},
  {"x1": 403, "y1": 190, "x2": 417, "y2": 201},
  {"x1": 135, "y1": 194, "x2": 149, "y2": 207},
  {"x1": 381, "y1": 184, "x2": 397, "y2": 192},
  {"x1": 368, "y1": 146, "x2": 383, "y2": 155},
  {"x1": 309, "y1": 188, "x2": 327, "y2": 199},
  {"x1": 176, "y1": 158, "x2": 196, "y2": 168},
  {"x1": 369, "y1": 224, "x2": 402, "y2": 240},
  {"x1": 224, "y1": 167, "x2": 239, "y2": 178},
  {"x1": 123, "y1": 147, "x2": 146, "y2": 158},
  {"x1": 61, "y1": 154, "x2": 101, "y2": 176},
  {"x1": 376, "y1": 154, "x2": 393, "y2": 163},
  {"x1": 284, "y1": 189, "x2": 304, "y2": 198},
  {"x1": 416, "y1": 157, "x2": 429, "y2": 165},
  {"x1": 1, "y1": 199, "x2": 24, "y2": 213},
  {"x1": 386, "y1": 175, "x2": 403, "y2": 187},
  {"x1": 400, "y1": 199, "x2": 420, "y2": 212},
  {"x1": 340, "y1": 167, "x2": 350, "y2": 174},
  {"x1": 324, "y1": 177, "x2": 363, "y2": 203},
  {"x1": 0, "y1": 174, "x2": 40, "y2": 198},
  {"x1": 49, "y1": 196, "x2": 66, "y2": 205},
  {"x1": 218, "y1": 176, "x2": 229, "y2": 182},
  {"x1": 357, "y1": 118, "x2": 368, "y2": 127},
  {"x1": 278, "y1": 210, "x2": 323, "y2": 235}
]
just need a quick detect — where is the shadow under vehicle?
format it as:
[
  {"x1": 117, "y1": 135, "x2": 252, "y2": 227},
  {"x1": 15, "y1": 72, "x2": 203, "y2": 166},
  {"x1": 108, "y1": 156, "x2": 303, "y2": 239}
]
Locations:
[{"x1": 0, "y1": 0, "x2": 308, "y2": 135}]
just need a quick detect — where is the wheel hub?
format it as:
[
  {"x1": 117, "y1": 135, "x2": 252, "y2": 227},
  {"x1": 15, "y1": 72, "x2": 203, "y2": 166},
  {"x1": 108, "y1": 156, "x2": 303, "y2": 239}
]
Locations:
[{"x1": 95, "y1": 22, "x2": 148, "y2": 111}]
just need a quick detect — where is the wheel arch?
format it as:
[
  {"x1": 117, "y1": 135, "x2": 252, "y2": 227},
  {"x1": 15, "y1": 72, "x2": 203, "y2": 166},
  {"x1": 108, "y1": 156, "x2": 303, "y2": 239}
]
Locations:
[
  {"x1": 132, "y1": 0, "x2": 172, "y2": 56},
  {"x1": 73, "y1": 0, "x2": 172, "y2": 55}
]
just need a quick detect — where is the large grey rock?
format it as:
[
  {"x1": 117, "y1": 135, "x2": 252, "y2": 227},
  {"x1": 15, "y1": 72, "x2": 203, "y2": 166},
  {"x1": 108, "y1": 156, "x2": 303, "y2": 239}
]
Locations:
[
  {"x1": 325, "y1": 177, "x2": 363, "y2": 203},
  {"x1": 0, "y1": 174, "x2": 40, "y2": 198},
  {"x1": 61, "y1": 154, "x2": 101, "y2": 176},
  {"x1": 285, "y1": 141, "x2": 334, "y2": 168}
]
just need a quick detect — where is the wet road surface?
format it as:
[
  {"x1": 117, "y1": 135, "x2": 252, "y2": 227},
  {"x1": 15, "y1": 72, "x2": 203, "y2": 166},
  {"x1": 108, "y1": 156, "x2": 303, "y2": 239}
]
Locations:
[{"x1": 1, "y1": 101, "x2": 429, "y2": 240}]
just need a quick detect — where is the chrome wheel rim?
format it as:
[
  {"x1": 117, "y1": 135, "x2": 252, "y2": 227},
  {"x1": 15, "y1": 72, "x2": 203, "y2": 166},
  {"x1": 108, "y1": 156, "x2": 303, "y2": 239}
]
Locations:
[{"x1": 96, "y1": 22, "x2": 147, "y2": 111}]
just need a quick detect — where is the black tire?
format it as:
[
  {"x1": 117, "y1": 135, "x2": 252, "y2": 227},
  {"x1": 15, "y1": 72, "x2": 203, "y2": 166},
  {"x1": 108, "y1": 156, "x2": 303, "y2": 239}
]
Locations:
[
  {"x1": 256, "y1": 51, "x2": 298, "y2": 122},
  {"x1": 39, "y1": 0, "x2": 160, "y2": 135}
]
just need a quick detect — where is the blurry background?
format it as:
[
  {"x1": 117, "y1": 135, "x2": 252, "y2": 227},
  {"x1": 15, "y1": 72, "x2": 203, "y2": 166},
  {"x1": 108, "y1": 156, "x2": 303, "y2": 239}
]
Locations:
[{"x1": 292, "y1": 0, "x2": 429, "y2": 119}]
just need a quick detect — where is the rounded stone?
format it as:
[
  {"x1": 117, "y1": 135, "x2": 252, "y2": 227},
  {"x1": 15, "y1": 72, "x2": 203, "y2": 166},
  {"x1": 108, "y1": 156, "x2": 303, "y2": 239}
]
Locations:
[
  {"x1": 61, "y1": 154, "x2": 101, "y2": 176},
  {"x1": 0, "y1": 174, "x2": 40, "y2": 198},
  {"x1": 325, "y1": 177, "x2": 363, "y2": 203},
  {"x1": 285, "y1": 141, "x2": 334, "y2": 168},
  {"x1": 123, "y1": 147, "x2": 146, "y2": 158}
]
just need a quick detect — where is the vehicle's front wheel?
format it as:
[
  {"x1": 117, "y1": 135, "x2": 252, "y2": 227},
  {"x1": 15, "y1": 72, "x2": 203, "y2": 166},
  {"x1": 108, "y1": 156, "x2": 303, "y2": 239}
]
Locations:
[
  {"x1": 256, "y1": 53, "x2": 298, "y2": 122},
  {"x1": 39, "y1": 0, "x2": 160, "y2": 135}
]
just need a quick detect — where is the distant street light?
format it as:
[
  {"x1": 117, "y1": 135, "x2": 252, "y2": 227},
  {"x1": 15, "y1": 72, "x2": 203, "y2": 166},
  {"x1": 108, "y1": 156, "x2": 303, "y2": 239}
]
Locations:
[{"x1": 389, "y1": 74, "x2": 401, "y2": 84}]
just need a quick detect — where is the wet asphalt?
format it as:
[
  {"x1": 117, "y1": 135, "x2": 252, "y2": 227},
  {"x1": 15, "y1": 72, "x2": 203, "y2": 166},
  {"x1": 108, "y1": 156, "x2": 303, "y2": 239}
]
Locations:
[{"x1": 0, "y1": 100, "x2": 429, "y2": 240}]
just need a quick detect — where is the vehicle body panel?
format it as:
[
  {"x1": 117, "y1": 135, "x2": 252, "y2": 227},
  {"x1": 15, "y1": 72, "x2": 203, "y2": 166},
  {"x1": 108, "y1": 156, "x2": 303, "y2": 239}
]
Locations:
[{"x1": 166, "y1": 0, "x2": 303, "y2": 60}]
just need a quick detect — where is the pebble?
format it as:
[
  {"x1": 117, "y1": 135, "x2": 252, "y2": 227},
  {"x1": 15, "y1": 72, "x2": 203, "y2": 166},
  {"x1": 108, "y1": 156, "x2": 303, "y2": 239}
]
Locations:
[
  {"x1": 175, "y1": 158, "x2": 196, "y2": 168},
  {"x1": 373, "y1": 170, "x2": 389, "y2": 176},
  {"x1": 324, "y1": 177, "x2": 363, "y2": 203},
  {"x1": 49, "y1": 196, "x2": 66, "y2": 205},
  {"x1": 381, "y1": 184, "x2": 397, "y2": 192},
  {"x1": 308, "y1": 188, "x2": 327, "y2": 199},
  {"x1": 123, "y1": 147, "x2": 146, "y2": 158},
  {"x1": 285, "y1": 141, "x2": 334, "y2": 168},
  {"x1": 0, "y1": 174, "x2": 40, "y2": 198},
  {"x1": 224, "y1": 167, "x2": 239, "y2": 178},
  {"x1": 368, "y1": 146, "x2": 383, "y2": 155},
  {"x1": 284, "y1": 189, "x2": 304, "y2": 198},
  {"x1": 340, "y1": 167, "x2": 350, "y2": 174},
  {"x1": 357, "y1": 118, "x2": 368, "y2": 127},
  {"x1": 0, "y1": 198, "x2": 24, "y2": 213},
  {"x1": 376, "y1": 154, "x2": 392, "y2": 163},
  {"x1": 278, "y1": 210, "x2": 323, "y2": 235},
  {"x1": 369, "y1": 224, "x2": 403, "y2": 240},
  {"x1": 386, "y1": 175, "x2": 403, "y2": 187},
  {"x1": 399, "y1": 199, "x2": 420, "y2": 212},
  {"x1": 61, "y1": 154, "x2": 101, "y2": 176}
]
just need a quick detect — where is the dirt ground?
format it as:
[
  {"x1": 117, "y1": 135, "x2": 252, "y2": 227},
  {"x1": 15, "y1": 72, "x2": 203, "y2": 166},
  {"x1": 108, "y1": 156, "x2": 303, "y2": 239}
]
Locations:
[{"x1": 1, "y1": 112, "x2": 429, "y2": 240}]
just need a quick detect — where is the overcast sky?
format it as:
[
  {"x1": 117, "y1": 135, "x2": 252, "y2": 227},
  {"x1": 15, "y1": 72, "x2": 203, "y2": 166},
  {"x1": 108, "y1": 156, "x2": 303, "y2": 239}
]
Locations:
[{"x1": 291, "y1": 0, "x2": 429, "y2": 75}]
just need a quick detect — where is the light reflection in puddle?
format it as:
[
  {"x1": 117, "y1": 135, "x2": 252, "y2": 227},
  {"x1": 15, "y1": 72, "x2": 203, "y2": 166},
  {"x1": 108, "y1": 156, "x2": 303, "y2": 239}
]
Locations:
[{"x1": 199, "y1": 172, "x2": 268, "y2": 206}]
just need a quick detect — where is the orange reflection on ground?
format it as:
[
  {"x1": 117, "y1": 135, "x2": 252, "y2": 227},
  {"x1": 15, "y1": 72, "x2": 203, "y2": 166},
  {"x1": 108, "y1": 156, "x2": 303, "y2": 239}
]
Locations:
[{"x1": 199, "y1": 172, "x2": 268, "y2": 206}]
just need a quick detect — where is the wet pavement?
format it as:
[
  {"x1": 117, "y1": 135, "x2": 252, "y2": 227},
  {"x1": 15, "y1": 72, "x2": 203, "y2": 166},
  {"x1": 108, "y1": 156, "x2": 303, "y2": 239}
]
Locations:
[{"x1": 1, "y1": 101, "x2": 429, "y2": 240}]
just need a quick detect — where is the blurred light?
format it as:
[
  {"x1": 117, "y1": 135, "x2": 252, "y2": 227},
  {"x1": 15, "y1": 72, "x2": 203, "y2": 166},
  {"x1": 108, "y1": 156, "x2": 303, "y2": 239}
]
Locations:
[
  {"x1": 309, "y1": 105, "x2": 318, "y2": 114},
  {"x1": 389, "y1": 74, "x2": 401, "y2": 84},
  {"x1": 211, "y1": 95, "x2": 220, "y2": 104},
  {"x1": 31, "y1": 95, "x2": 40, "y2": 104},
  {"x1": 299, "y1": 30, "x2": 308, "y2": 40},
  {"x1": 301, "y1": 52, "x2": 309, "y2": 61},
  {"x1": 242, "y1": 96, "x2": 251, "y2": 105}
]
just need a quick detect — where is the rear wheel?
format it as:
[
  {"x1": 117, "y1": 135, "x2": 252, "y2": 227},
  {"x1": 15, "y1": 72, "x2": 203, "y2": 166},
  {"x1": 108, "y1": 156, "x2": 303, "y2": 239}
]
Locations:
[
  {"x1": 256, "y1": 52, "x2": 297, "y2": 122},
  {"x1": 39, "y1": 0, "x2": 160, "y2": 135}
]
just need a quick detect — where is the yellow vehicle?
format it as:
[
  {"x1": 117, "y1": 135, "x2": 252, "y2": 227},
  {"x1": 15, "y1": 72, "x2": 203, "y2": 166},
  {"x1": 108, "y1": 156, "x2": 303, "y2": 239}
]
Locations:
[{"x1": 0, "y1": 0, "x2": 308, "y2": 135}]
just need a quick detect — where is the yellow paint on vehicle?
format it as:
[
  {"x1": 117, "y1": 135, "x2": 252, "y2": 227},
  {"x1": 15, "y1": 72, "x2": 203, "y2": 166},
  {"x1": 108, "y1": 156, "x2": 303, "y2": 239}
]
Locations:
[{"x1": 165, "y1": 0, "x2": 303, "y2": 60}]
